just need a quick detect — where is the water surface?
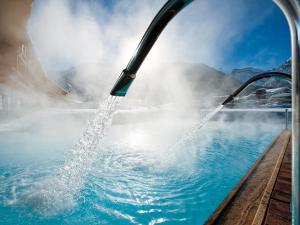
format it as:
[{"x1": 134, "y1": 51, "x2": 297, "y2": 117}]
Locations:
[{"x1": 0, "y1": 112, "x2": 283, "y2": 224}]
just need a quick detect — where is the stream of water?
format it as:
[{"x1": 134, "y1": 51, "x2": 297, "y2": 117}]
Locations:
[
  {"x1": 22, "y1": 96, "x2": 122, "y2": 215},
  {"x1": 172, "y1": 105, "x2": 224, "y2": 149}
]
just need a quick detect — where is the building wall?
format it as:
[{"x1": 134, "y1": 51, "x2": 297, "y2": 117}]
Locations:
[{"x1": 0, "y1": 0, "x2": 67, "y2": 104}]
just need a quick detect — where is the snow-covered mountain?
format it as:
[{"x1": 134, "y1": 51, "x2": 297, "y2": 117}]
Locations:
[
  {"x1": 229, "y1": 67, "x2": 265, "y2": 83},
  {"x1": 264, "y1": 59, "x2": 291, "y2": 88},
  {"x1": 227, "y1": 59, "x2": 292, "y2": 108},
  {"x1": 276, "y1": 58, "x2": 291, "y2": 74}
]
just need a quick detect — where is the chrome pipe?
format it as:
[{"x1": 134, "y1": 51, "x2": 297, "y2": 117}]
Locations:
[
  {"x1": 286, "y1": 108, "x2": 289, "y2": 130},
  {"x1": 274, "y1": 0, "x2": 300, "y2": 224}
]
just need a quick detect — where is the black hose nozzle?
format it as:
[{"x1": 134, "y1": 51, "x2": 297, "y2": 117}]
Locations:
[
  {"x1": 110, "y1": 69, "x2": 136, "y2": 96},
  {"x1": 222, "y1": 95, "x2": 234, "y2": 105}
]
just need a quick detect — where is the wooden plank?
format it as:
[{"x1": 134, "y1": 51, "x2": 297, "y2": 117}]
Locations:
[
  {"x1": 263, "y1": 137, "x2": 292, "y2": 225},
  {"x1": 271, "y1": 190, "x2": 291, "y2": 203},
  {"x1": 274, "y1": 180, "x2": 291, "y2": 193},
  {"x1": 264, "y1": 213, "x2": 290, "y2": 225},
  {"x1": 265, "y1": 199, "x2": 291, "y2": 221},
  {"x1": 251, "y1": 131, "x2": 290, "y2": 225},
  {"x1": 277, "y1": 171, "x2": 291, "y2": 181}
]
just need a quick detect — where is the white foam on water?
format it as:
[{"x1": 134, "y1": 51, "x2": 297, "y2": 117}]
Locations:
[{"x1": 20, "y1": 96, "x2": 122, "y2": 215}]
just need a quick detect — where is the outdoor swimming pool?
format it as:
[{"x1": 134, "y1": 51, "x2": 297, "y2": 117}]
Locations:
[{"x1": 0, "y1": 111, "x2": 283, "y2": 225}]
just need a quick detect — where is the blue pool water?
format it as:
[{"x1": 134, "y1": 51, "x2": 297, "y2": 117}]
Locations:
[{"x1": 0, "y1": 112, "x2": 283, "y2": 225}]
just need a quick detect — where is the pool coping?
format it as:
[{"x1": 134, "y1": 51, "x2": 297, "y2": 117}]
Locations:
[{"x1": 204, "y1": 129, "x2": 291, "y2": 225}]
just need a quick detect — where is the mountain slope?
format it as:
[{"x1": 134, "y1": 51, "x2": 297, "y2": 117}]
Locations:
[
  {"x1": 230, "y1": 67, "x2": 265, "y2": 83},
  {"x1": 228, "y1": 59, "x2": 291, "y2": 88}
]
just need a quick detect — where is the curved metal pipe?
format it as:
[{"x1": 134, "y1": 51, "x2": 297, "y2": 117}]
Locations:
[
  {"x1": 274, "y1": 1, "x2": 300, "y2": 224},
  {"x1": 110, "y1": 0, "x2": 194, "y2": 96},
  {"x1": 222, "y1": 71, "x2": 291, "y2": 105}
]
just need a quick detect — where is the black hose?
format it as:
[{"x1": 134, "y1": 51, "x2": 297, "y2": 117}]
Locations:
[
  {"x1": 110, "y1": 0, "x2": 194, "y2": 96},
  {"x1": 222, "y1": 71, "x2": 291, "y2": 105}
]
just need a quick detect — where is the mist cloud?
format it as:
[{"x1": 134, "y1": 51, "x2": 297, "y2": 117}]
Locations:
[{"x1": 27, "y1": 0, "x2": 275, "y2": 107}]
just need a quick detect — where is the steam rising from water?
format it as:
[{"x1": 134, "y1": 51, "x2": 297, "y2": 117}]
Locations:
[
  {"x1": 172, "y1": 105, "x2": 224, "y2": 149},
  {"x1": 27, "y1": 0, "x2": 275, "y2": 107},
  {"x1": 19, "y1": 98, "x2": 225, "y2": 215},
  {"x1": 22, "y1": 96, "x2": 122, "y2": 215}
]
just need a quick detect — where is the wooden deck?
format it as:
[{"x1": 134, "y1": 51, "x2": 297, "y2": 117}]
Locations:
[
  {"x1": 204, "y1": 129, "x2": 292, "y2": 225},
  {"x1": 263, "y1": 136, "x2": 291, "y2": 224}
]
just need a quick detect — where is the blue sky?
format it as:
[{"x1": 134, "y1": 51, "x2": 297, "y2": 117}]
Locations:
[
  {"x1": 30, "y1": 0, "x2": 291, "y2": 73},
  {"x1": 89, "y1": 0, "x2": 291, "y2": 71},
  {"x1": 222, "y1": 0, "x2": 290, "y2": 71}
]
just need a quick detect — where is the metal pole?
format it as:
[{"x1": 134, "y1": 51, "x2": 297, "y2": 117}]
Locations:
[
  {"x1": 286, "y1": 108, "x2": 289, "y2": 130},
  {"x1": 274, "y1": 1, "x2": 300, "y2": 224}
]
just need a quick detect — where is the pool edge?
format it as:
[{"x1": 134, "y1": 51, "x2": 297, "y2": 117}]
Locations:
[{"x1": 204, "y1": 129, "x2": 291, "y2": 225}]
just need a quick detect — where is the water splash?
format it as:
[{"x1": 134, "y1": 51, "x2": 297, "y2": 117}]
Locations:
[
  {"x1": 22, "y1": 95, "x2": 122, "y2": 215},
  {"x1": 58, "y1": 96, "x2": 121, "y2": 192}
]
